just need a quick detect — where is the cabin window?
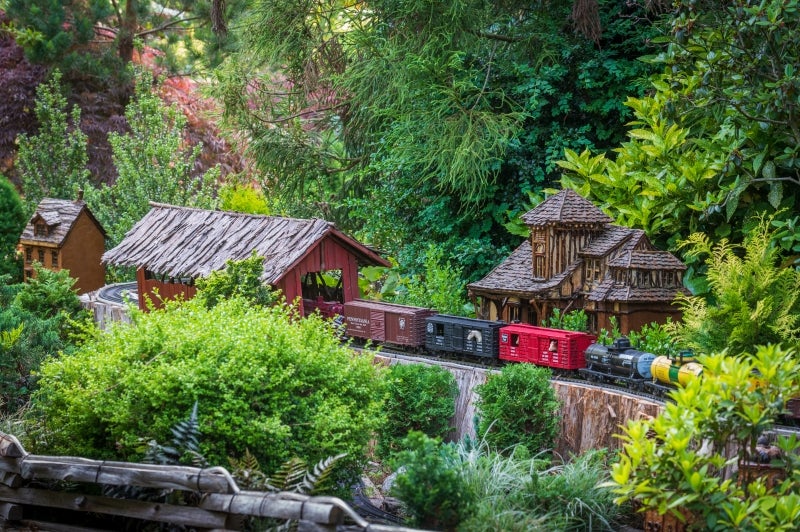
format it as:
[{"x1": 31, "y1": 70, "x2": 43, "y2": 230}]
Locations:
[
  {"x1": 25, "y1": 248, "x2": 32, "y2": 264},
  {"x1": 38, "y1": 249, "x2": 45, "y2": 263},
  {"x1": 586, "y1": 259, "x2": 601, "y2": 281},
  {"x1": 533, "y1": 229, "x2": 545, "y2": 242},
  {"x1": 34, "y1": 223, "x2": 47, "y2": 237},
  {"x1": 508, "y1": 305, "x2": 520, "y2": 322},
  {"x1": 534, "y1": 255, "x2": 545, "y2": 278},
  {"x1": 51, "y1": 250, "x2": 59, "y2": 267}
]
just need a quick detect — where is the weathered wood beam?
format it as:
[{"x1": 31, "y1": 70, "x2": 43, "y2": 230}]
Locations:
[
  {"x1": 0, "y1": 434, "x2": 25, "y2": 458},
  {"x1": 201, "y1": 492, "x2": 343, "y2": 524},
  {"x1": 0, "y1": 455, "x2": 234, "y2": 493},
  {"x1": 0, "y1": 485, "x2": 232, "y2": 528}
]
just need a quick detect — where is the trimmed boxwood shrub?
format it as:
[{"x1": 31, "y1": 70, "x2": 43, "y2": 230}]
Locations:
[
  {"x1": 377, "y1": 362, "x2": 458, "y2": 458},
  {"x1": 30, "y1": 297, "x2": 387, "y2": 477},
  {"x1": 475, "y1": 363, "x2": 560, "y2": 455}
]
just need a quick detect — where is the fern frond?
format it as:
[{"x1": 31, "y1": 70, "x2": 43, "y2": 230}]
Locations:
[
  {"x1": 229, "y1": 449, "x2": 269, "y2": 490},
  {"x1": 269, "y1": 457, "x2": 308, "y2": 492},
  {"x1": 300, "y1": 453, "x2": 347, "y2": 495}
]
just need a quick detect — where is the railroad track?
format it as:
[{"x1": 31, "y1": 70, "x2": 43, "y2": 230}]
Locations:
[{"x1": 354, "y1": 342, "x2": 800, "y2": 435}]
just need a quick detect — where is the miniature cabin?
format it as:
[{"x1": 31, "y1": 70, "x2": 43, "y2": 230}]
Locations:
[
  {"x1": 102, "y1": 203, "x2": 390, "y2": 313},
  {"x1": 18, "y1": 197, "x2": 106, "y2": 294},
  {"x1": 467, "y1": 189, "x2": 689, "y2": 334}
]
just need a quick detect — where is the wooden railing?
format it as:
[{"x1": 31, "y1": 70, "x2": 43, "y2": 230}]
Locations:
[{"x1": 0, "y1": 432, "x2": 420, "y2": 531}]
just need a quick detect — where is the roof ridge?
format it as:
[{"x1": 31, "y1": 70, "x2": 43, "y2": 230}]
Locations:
[{"x1": 148, "y1": 202, "x2": 333, "y2": 226}]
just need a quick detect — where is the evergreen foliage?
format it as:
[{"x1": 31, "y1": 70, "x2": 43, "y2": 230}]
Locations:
[
  {"x1": 30, "y1": 297, "x2": 386, "y2": 483},
  {"x1": 217, "y1": 1, "x2": 662, "y2": 281},
  {"x1": 377, "y1": 363, "x2": 458, "y2": 459},
  {"x1": 0, "y1": 176, "x2": 26, "y2": 281},
  {"x1": 194, "y1": 251, "x2": 277, "y2": 309},
  {"x1": 475, "y1": 363, "x2": 560, "y2": 455},
  {"x1": 391, "y1": 431, "x2": 474, "y2": 531},
  {"x1": 669, "y1": 215, "x2": 800, "y2": 355},
  {"x1": 84, "y1": 72, "x2": 220, "y2": 247},
  {"x1": 17, "y1": 70, "x2": 90, "y2": 215},
  {"x1": 389, "y1": 245, "x2": 472, "y2": 316},
  {"x1": 0, "y1": 268, "x2": 89, "y2": 410}
]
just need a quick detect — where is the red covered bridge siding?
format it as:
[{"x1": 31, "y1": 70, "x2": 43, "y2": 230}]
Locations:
[{"x1": 103, "y1": 203, "x2": 389, "y2": 313}]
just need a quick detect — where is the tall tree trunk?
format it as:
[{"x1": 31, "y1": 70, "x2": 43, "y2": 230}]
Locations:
[{"x1": 118, "y1": 0, "x2": 137, "y2": 63}]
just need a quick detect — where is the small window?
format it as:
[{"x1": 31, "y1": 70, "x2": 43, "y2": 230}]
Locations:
[
  {"x1": 435, "y1": 323, "x2": 445, "y2": 336},
  {"x1": 508, "y1": 305, "x2": 521, "y2": 322},
  {"x1": 51, "y1": 250, "x2": 59, "y2": 267},
  {"x1": 511, "y1": 334, "x2": 520, "y2": 347},
  {"x1": 549, "y1": 339, "x2": 558, "y2": 352},
  {"x1": 534, "y1": 255, "x2": 545, "y2": 278},
  {"x1": 34, "y1": 223, "x2": 47, "y2": 237},
  {"x1": 25, "y1": 247, "x2": 32, "y2": 264},
  {"x1": 37, "y1": 249, "x2": 45, "y2": 263}
]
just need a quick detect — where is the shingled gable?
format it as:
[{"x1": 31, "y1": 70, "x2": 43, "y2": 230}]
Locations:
[
  {"x1": 18, "y1": 198, "x2": 106, "y2": 294},
  {"x1": 521, "y1": 188, "x2": 612, "y2": 226},
  {"x1": 20, "y1": 198, "x2": 105, "y2": 247},
  {"x1": 103, "y1": 203, "x2": 390, "y2": 282}
]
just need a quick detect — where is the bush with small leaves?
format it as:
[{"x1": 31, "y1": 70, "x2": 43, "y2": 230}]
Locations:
[
  {"x1": 391, "y1": 431, "x2": 474, "y2": 531},
  {"x1": 475, "y1": 363, "x2": 560, "y2": 455},
  {"x1": 30, "y1": 297, "x2": 386, "y2": 485},
  {"x1": 377, "y1": 363, "x2": 458, "y2": 459}
]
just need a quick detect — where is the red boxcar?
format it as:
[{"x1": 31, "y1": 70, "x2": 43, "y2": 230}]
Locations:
[
  {"x1": 498, "y1": 324, "x2": 596, "y2": 370},
  {"x1": 343, "y1": 299, "x2": 437, "y2": 348}
]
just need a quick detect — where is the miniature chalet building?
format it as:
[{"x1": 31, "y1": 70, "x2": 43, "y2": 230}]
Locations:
[
  {"x1": 102, "y1": 203, "x2": 390, "y2": 313},
  {"x1": 18, "y1": 197, "x2": 106, "y2": 294},
  {"x1": 467, "y1": 189, "x2": 689, "y2": 334}
]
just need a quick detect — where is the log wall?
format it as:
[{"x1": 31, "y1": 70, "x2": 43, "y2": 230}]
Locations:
[{"x1": 374, "y1": 353, "x2": 662, "y2": 456}]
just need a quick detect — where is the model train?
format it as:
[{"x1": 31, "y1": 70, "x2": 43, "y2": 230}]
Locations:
[{"x1": 333, "y1": 298, "x2": 702, "y2": 395}]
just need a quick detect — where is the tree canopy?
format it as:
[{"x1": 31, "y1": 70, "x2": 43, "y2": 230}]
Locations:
[
  {"x1": 560, "y1": 0, "x2": 800, "y2": 257},
  {"x1": 216, "y1": 0, "x2": 663, "y2": 279}
]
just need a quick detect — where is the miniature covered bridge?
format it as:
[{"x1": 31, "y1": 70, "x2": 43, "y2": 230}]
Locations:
[{"x1": 102, "y1": 203, "x2": 389, "y2": 314}]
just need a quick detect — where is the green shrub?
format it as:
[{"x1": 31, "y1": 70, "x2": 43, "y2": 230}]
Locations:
[
  {"x1": 391, "y1": 244, "x2": 472, "y2": 316},
  {"x1": 544, "y1": 308, "x2": 589, "y2": 331},
  {"x1": 391, "y1": 431, "x2": 474, "y2": 531},
  {"x1": 610, "y1": 345, "x2": 800, "y2": 530},
  {"x1": 0, "y1": 268, "x2": 89, "y2": 411},
  {"x1": 392, "y1": 435, "x2": 625, "y2": 532},
  {"x1": 30, "y1": 297, "x2": 386, "y2": 481},
  {"x1": 475, "y1": 363, "x2": 560, "y2": 455},
  {"x1": 0, "y1": 175, "x2": 25, "y2": 282},
  {"x1": 194, "y1": 251, "x2": 277, "y2": 309},
  {"x1": 377, "y1": 363, "x2": 458, "y2": 459}
]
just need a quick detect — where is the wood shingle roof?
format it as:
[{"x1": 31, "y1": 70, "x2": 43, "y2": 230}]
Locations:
[
  {"x1": 521, "y1": 189, "x2": 612, "y2": 226},
  {"x1": 467, "y1": 241, "x2": 578, "y2": 297},
  {"x1": 607, "y1": 250, "x2": 687, "y2": 270},
  {"x1": 102, "y1": 203, "x2": 388, "y2": 282},
  {"x1": 19, "y1": 198, "x2": 105, "y2": 247}
]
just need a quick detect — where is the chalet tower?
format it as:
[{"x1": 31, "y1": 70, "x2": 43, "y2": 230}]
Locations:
[{"x1": 468, "y1": 189, "x2": 688, "y2": 334}]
